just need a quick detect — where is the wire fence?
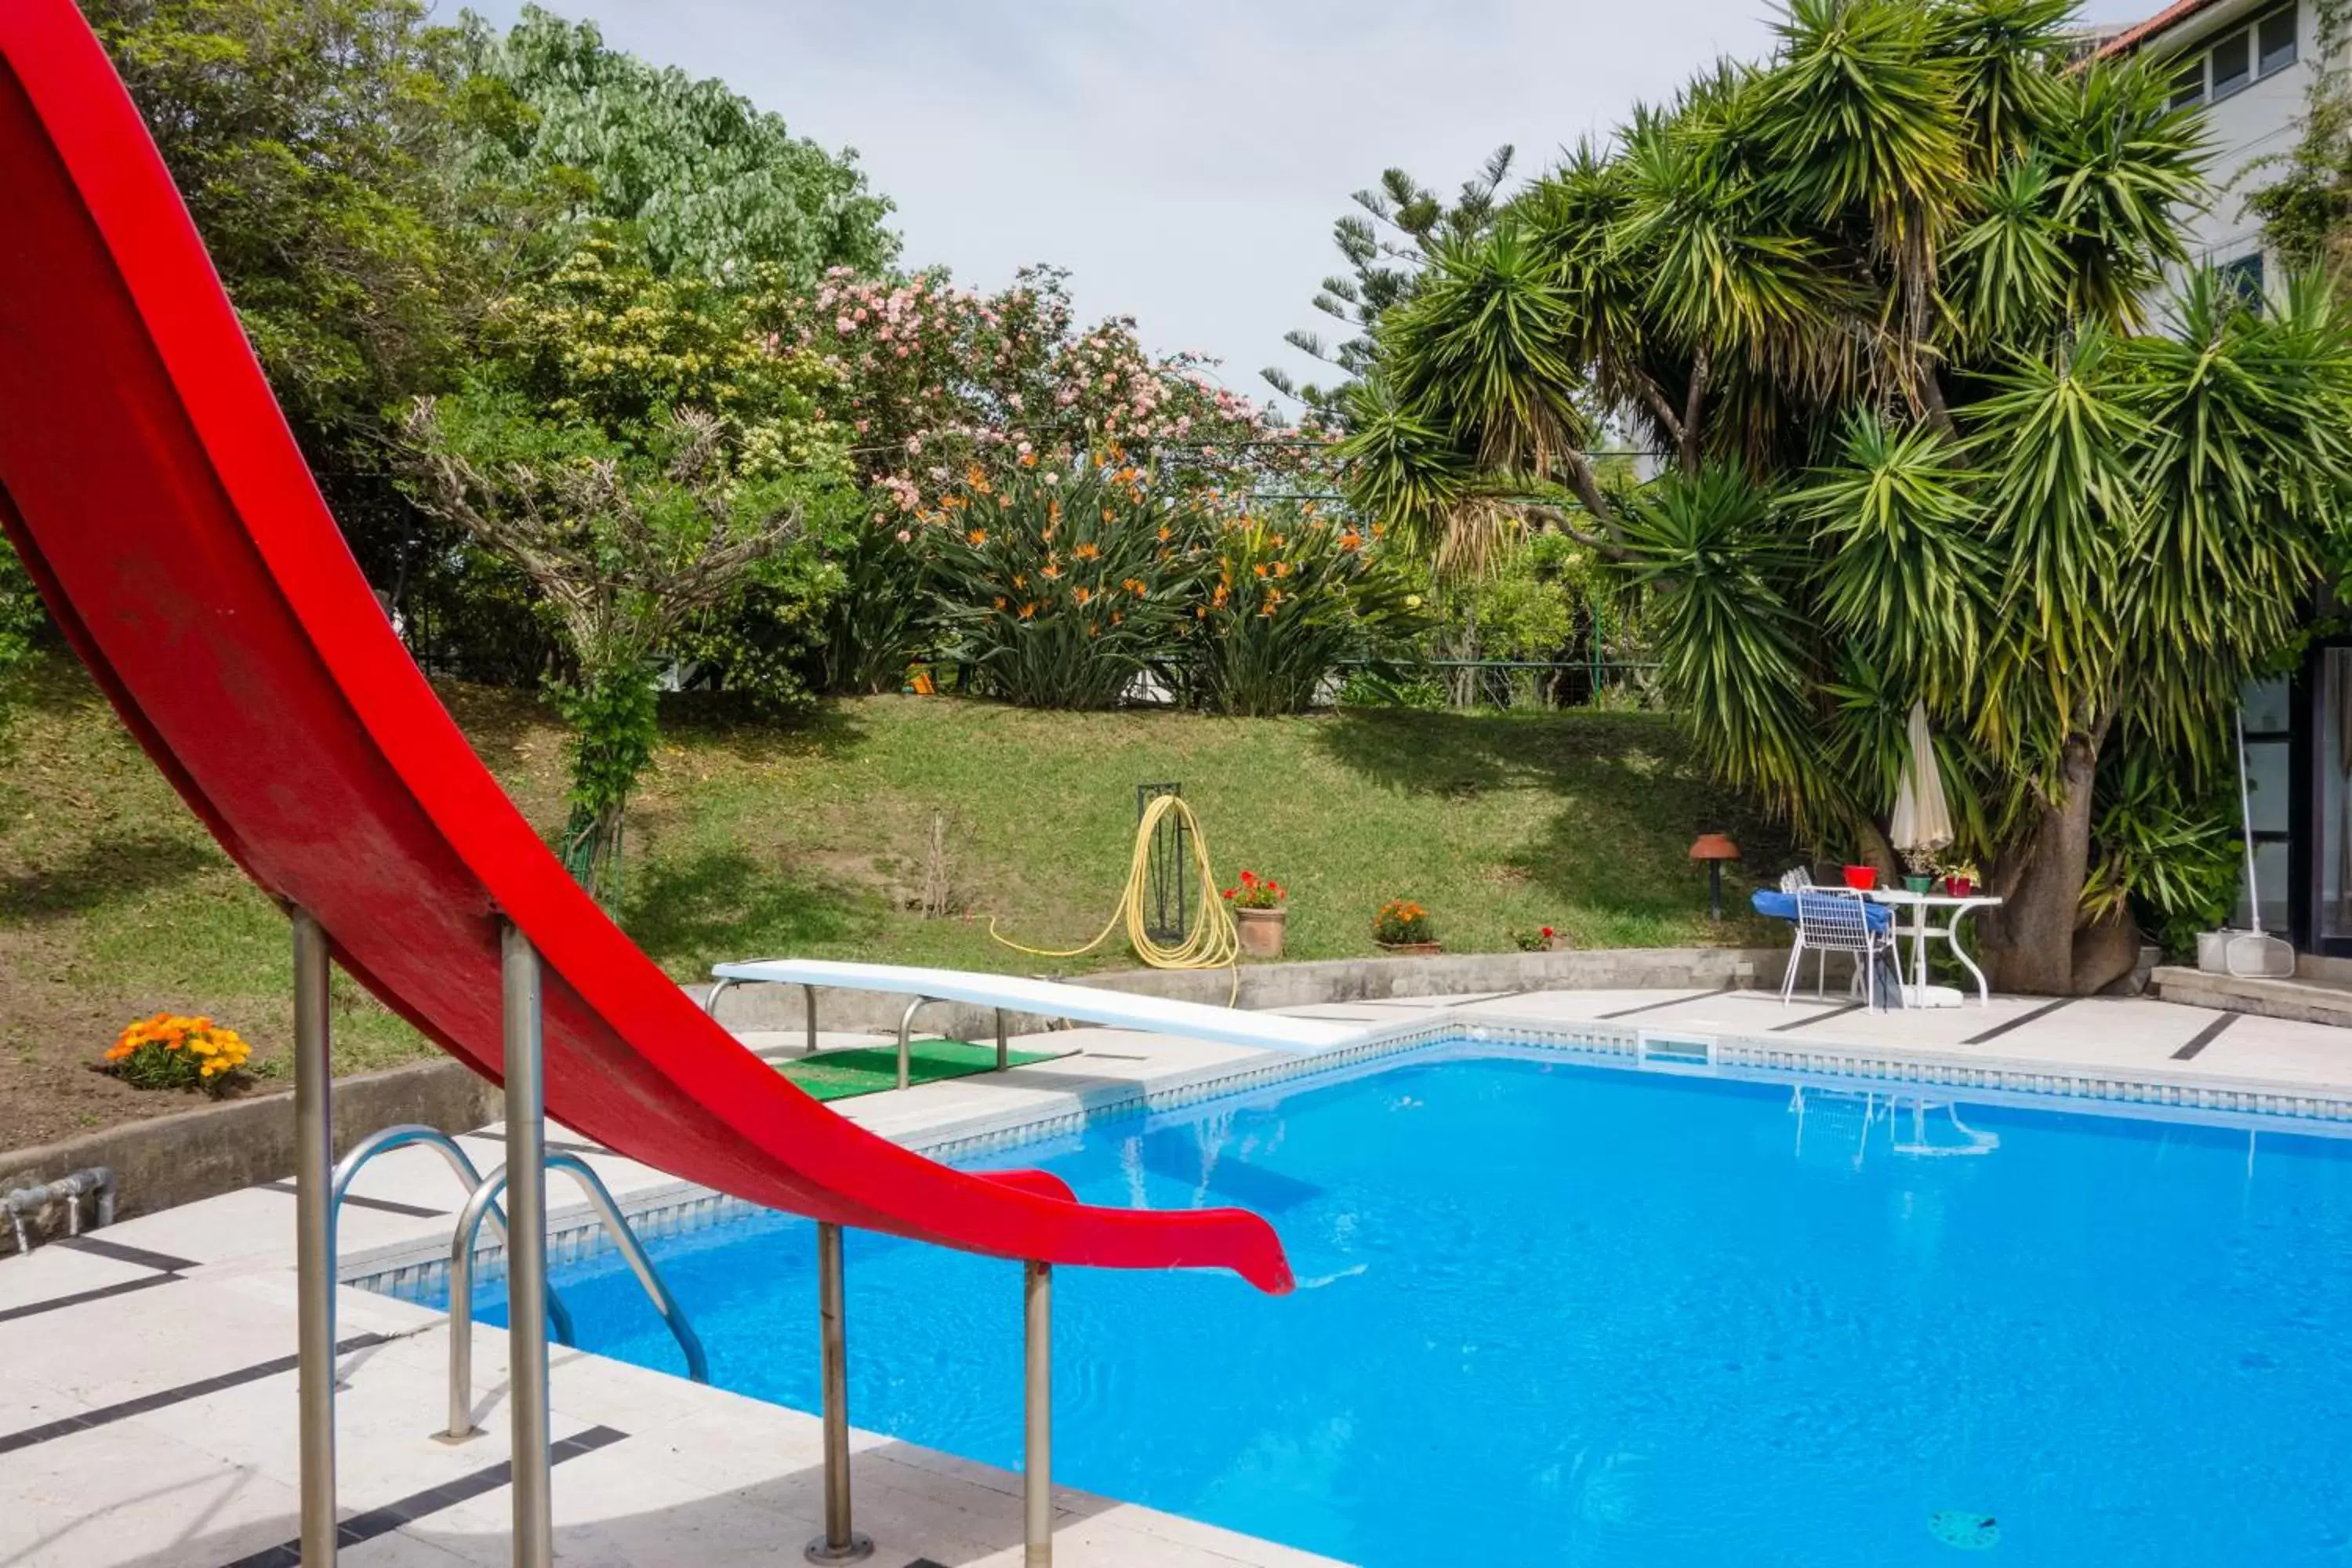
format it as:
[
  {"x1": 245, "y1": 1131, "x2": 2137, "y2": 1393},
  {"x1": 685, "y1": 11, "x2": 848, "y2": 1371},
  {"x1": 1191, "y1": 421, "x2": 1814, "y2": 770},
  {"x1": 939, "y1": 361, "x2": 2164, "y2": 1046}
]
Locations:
[{"x1": 1338, "y1": 658, "x2": 1664, "y2": 713}]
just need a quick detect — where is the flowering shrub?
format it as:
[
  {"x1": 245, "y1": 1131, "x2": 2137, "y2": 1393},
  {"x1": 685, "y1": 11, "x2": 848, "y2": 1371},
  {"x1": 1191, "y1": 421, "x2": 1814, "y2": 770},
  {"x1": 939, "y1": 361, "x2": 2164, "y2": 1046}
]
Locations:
[
  {"x1": 104, "y1": 1014, "x2": 252, "y2": 1095},
  {"x1": 1512, "y1": 925, "x2": 1558, "y2": 952},
  {"x1": 761, "y1": 264, "x2": 1304, "y2": 527},
  {"x1": 1372, "y1": 900, "x2": 1433, "y2": 946},
  {"x1": 1221, "y1": 869, "x2": 1287, "y2": 909},
  {"x1": 750, "y1": 265, "x2": 1328, "y2": 696},
  {"x1": 1191, "y1": 502, "x2": 1427, "y2": 716},
  {"x1": 928, "y1": 453, "x2": 1209, "y2": 708}
]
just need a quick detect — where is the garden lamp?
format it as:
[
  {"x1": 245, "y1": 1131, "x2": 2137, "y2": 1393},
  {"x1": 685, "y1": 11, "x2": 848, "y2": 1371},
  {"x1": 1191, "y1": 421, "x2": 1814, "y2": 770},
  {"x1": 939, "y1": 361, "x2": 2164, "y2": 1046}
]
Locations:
[{"x1": 1690, "y1": 832, "x2": 1740, "y2": 921}]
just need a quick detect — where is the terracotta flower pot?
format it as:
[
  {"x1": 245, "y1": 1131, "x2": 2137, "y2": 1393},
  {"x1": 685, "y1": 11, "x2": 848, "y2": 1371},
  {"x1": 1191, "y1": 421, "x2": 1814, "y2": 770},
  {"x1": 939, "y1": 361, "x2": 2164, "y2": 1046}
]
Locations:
[
  {"x1": 1377, "y1": 940, "x2": 1442, "y2": 956},
  {"x1": 1234, "y1": 905, "x2": 1287, "y2": 960}
]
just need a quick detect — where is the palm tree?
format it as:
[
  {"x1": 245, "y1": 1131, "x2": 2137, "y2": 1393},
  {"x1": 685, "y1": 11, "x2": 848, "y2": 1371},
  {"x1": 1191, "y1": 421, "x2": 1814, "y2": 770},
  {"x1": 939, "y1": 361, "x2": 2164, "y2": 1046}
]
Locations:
[{"x1": 1341, "y1": 0, "x2": 2352, "y2": 994}]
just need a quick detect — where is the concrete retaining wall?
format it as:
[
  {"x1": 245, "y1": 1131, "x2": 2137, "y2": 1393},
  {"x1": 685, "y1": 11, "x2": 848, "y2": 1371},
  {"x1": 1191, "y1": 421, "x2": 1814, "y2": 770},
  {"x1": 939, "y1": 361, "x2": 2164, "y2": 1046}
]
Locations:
[
  {"x1": 2, "y1": 1058, "x2": 500, "y2": 1248},
  {"x1": 702, "y1": 945, "x2": 1792, "y2": 1040}
]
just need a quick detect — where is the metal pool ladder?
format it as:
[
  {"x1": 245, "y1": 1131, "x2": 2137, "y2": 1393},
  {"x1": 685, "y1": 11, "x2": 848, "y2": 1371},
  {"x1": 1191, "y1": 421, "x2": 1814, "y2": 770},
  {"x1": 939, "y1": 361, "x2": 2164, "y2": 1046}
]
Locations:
[{"x1": 328, "y1": 1124, "x2": 710, "y2": 1443}]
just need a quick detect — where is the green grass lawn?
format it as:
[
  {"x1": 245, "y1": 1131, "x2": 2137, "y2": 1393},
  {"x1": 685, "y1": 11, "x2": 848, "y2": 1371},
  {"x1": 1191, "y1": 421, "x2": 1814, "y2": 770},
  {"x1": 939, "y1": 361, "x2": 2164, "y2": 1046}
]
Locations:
[{"x1": 0, "y1": 653, "x2": 1787, "y2": 1145}]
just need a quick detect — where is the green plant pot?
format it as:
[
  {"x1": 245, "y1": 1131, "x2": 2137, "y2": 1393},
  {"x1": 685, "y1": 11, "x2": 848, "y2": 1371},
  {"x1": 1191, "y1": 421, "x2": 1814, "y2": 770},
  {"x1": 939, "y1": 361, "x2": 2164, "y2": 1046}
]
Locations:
[{"x1": 1904, "y1": 874, "x2": 1934, "y2": 893}]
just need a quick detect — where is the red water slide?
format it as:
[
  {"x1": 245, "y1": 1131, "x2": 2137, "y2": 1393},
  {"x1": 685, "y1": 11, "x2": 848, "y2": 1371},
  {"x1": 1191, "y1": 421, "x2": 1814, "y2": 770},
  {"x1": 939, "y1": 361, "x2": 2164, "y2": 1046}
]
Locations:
[{"x1": 0, "y1": 0, "x2": 1290, "y2": 1294}]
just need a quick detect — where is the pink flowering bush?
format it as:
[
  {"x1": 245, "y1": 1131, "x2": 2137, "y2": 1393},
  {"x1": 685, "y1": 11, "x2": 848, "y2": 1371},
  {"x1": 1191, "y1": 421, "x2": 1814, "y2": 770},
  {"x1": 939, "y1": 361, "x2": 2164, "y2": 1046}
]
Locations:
[
  {"x1": 754, "y1": 263, "x2": 1312, "y2": 529},
  {"x1": 739, "y1": 264, "x2": 1325, "y2": 695}
]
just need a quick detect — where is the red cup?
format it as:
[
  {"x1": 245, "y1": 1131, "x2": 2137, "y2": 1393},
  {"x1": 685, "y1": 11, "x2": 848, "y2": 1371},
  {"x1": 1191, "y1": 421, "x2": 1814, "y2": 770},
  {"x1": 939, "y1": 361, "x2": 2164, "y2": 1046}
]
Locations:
[{"x1": 1842, "y1": 865, "x2": 1878, "y2": 891}]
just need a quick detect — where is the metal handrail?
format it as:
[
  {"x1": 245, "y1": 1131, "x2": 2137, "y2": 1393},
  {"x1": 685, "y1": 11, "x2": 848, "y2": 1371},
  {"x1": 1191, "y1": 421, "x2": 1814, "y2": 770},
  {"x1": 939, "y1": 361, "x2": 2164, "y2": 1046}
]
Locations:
[
  {"x1": 329, "y1": 1124, "x2": 575, "y2": 1346},
  {"x1": 445, "y1": 1151, "x2": 710, "y2": 1438}
]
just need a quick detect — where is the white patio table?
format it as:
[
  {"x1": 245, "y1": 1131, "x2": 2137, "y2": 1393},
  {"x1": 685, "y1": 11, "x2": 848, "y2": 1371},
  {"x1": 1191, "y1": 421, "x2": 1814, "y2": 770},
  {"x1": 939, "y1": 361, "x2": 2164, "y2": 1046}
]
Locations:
[{"x1": 1864, "y1": 888, "x2": 2004, "y2": 1006}]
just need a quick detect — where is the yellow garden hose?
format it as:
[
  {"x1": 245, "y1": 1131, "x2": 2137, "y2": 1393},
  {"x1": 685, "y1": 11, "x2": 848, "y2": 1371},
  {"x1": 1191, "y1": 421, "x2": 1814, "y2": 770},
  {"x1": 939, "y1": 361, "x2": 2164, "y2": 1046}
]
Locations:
[{"x1": 988, "y1": 793, "x2": 1243, "y2": 993}]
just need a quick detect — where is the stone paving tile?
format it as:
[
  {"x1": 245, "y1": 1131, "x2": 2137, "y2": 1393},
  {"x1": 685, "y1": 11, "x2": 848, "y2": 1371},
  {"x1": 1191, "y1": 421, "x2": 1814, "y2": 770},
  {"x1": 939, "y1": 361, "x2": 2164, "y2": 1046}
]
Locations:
[
  {"x1": 0, "y1": 1414, "x2": 304, "y2": 1568},
  {"x1": 0, "y1": 1238, "x2": 154, "y2": 1313}
]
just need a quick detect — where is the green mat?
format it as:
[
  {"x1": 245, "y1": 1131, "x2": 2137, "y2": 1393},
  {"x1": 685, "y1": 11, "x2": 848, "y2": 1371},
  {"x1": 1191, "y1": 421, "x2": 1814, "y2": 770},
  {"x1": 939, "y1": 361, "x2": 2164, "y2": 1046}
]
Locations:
[{"x1": 779, "y1": 1038, "x2": 1058, "y2": 1102}]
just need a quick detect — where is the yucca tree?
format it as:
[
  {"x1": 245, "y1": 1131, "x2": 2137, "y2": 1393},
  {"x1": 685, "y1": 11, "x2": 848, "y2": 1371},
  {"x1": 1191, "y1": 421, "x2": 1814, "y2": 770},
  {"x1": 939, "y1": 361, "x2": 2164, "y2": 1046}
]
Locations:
[{"x1": 1342, "y1": 0, "x2": 2352, "y2": 993}]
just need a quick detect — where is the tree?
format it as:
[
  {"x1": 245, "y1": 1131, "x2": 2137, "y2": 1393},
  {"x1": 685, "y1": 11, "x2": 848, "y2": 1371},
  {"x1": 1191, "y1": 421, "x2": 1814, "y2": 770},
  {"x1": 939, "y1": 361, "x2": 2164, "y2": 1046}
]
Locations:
[
  {"x1": 85, "y1": 0, "x2": 482, "y2": 579},
  {"x1": 401, "y1": 399, "x2": 809, "y2": 898},
  {"x1": 455, "y1": 5, "x2": 898, "y2": 285},
  {"x1": 1262, "y1": 148, "x2": 1517, "y2": 425},
  {"x1": 397, "y1": 232, "x2": 850, "y2": 899},
  {"x1": 1344, "y1": 0, "x2": 2352, "y2": 995}
]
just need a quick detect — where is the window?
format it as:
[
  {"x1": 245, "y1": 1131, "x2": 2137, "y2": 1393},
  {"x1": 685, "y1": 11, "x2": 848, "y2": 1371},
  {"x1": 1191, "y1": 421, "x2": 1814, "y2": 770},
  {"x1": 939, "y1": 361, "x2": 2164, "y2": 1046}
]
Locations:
[
  {"x1": 2170, "y1": 54, "x2": 2205, "y2": 108},
  {"x1": 2220, "y1": 252, "x2": 2266, "y2": 306},
  {"x1": 2169, "y1": 6, "x2": 2297, "y2": 105},
  {"x1": 2211, "y1": 25, "x2": 2252, "y2": 96},
  {"x1": 2259, "y1": 5, "x2": 2298, "y2": 74}
]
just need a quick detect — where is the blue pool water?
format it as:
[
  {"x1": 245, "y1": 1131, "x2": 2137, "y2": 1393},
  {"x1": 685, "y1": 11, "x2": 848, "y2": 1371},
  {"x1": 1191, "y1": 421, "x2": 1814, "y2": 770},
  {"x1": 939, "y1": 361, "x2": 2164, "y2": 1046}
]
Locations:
[{"x1": 429, "y1": 1045, "x2": 2352, "y2": 1564}]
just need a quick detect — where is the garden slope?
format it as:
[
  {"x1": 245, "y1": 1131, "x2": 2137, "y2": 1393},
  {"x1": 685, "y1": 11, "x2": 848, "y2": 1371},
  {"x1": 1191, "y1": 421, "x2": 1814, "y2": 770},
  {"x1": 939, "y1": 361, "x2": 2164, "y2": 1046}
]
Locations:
[{"x1": 0, "y1": 654, "x2": 1782, "y2": 1146}]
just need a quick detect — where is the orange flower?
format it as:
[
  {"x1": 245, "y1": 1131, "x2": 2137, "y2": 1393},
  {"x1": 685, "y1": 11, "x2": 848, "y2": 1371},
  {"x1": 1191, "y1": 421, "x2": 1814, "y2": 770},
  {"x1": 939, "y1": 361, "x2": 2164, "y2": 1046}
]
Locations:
[
  {"x1": 1073, "y1": 543, "x2": 1101, "y2": 561},
  {"x1": 1274, "y1": 561, "x2": 1290, "y2": 577},
  {"x1": 1156, "y1": 524, "x2": 1172, "y2": 543},
  {"x1": 1073, "y1": 585, "x2": 1093, "y2": 604},
  {"x1": 967, "y1": 528, "x2": 989, "y2": 546},
  {"x1": 993, "y1": 596, "x2": 1008, "y2": 611},
  {"x1": 1252, "y1": 563, "x2": 1269, "y2": 578},
  {"x1": 1018, "y1": 601, "x2": 1037, "y2": 619},
  {"x1": 1040, "y1": 561, "x2": 1063, "y2": 579},
  {"x1": 1338, "y1": 529, "x2": 1363, "y2": 551}
]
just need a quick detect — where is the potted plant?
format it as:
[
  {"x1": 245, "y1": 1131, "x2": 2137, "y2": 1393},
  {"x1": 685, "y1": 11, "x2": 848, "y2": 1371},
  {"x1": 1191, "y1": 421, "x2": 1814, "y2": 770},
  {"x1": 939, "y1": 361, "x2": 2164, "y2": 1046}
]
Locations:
[
  {"x1": 1373, "y1": 899, "x2": 1439, "y2": 955},
  {"x1": 1222, "y1": 869, "x2": 1288, "y2": 959},
  {"x1": 1513, "y1": 924, "x2": 1564, "y2": 952}
]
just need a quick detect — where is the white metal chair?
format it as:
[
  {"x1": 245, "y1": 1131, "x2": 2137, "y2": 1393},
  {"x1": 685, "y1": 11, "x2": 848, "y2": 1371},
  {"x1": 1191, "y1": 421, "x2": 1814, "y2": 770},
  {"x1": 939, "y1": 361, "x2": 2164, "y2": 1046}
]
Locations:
[
  {"x1": 1777, "y1": 867, "x2": 1845, "y2": 998},
  {"x1": 1781, "y1": 888, "x2": 1904, "y2": 1012}
]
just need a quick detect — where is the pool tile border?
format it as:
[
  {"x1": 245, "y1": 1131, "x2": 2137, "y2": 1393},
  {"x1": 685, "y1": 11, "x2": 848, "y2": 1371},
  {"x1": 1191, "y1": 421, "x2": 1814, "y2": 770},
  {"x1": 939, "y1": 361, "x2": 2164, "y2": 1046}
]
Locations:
[{"x1": 343, "y1": 1004, "x2": 2352, "y2": 1298}]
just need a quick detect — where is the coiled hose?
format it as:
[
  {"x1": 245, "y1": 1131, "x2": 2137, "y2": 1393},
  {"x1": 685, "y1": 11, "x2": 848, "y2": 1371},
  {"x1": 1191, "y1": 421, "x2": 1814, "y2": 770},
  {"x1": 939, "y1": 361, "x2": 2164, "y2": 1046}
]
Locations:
[{"x1": 988, "y1": 793, "x2": 1241, "y2": 991}]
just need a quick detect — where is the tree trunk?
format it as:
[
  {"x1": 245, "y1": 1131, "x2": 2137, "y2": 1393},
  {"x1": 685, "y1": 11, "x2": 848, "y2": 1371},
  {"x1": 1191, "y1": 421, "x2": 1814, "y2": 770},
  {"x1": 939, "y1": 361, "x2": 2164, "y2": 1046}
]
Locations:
[
  {"x1": 2071, "y1": 906, "x2": 2143, "y2": 996},
  {"x1": 1980, "y1": 735, "x2": 2100, "y2": 995}
]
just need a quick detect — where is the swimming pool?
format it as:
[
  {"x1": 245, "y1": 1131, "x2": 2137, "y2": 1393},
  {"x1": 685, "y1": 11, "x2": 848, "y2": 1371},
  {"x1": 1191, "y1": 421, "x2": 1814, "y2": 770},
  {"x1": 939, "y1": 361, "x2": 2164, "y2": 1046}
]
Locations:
[{"x1": 422, "y1": 1043, "x2": 2352, "y2": 1565}]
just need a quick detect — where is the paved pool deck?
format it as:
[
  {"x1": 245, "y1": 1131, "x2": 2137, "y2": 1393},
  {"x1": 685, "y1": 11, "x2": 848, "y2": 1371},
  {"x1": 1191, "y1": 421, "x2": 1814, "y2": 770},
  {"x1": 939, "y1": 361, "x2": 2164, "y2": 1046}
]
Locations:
[{"x1": 5, "y1": 982, "x2": 2350, "y2": 1567}]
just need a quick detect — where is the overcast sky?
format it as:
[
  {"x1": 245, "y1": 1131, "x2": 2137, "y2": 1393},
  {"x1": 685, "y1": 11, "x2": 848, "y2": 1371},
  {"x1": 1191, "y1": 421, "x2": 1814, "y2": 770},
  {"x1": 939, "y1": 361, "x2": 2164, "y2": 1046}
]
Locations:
[{"x1": 458, "y1": 0, "x2": 2161, "y2": 419}]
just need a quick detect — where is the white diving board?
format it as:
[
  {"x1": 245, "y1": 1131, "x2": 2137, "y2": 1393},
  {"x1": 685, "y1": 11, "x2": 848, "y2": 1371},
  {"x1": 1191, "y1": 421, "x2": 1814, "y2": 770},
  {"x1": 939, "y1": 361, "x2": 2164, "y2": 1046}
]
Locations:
[{"x1": 707, "y1": 958, "x2": 1370, "y2": 1089}]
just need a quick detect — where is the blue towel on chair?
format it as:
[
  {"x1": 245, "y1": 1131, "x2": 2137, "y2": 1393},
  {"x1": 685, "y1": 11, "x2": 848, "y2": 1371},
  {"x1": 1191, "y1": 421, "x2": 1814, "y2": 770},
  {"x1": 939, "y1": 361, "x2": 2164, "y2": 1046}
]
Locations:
[{"x1": 1750, "y1": 889, "x2": 1895, "y2": 931}]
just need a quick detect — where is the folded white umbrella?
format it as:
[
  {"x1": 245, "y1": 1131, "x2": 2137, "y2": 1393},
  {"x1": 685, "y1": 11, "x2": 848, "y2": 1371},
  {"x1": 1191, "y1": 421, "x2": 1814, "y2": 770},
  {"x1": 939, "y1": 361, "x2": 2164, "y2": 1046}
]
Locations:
[{"x1": 1890, "y1": 699, "x2": 1953, "y2": 869}]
